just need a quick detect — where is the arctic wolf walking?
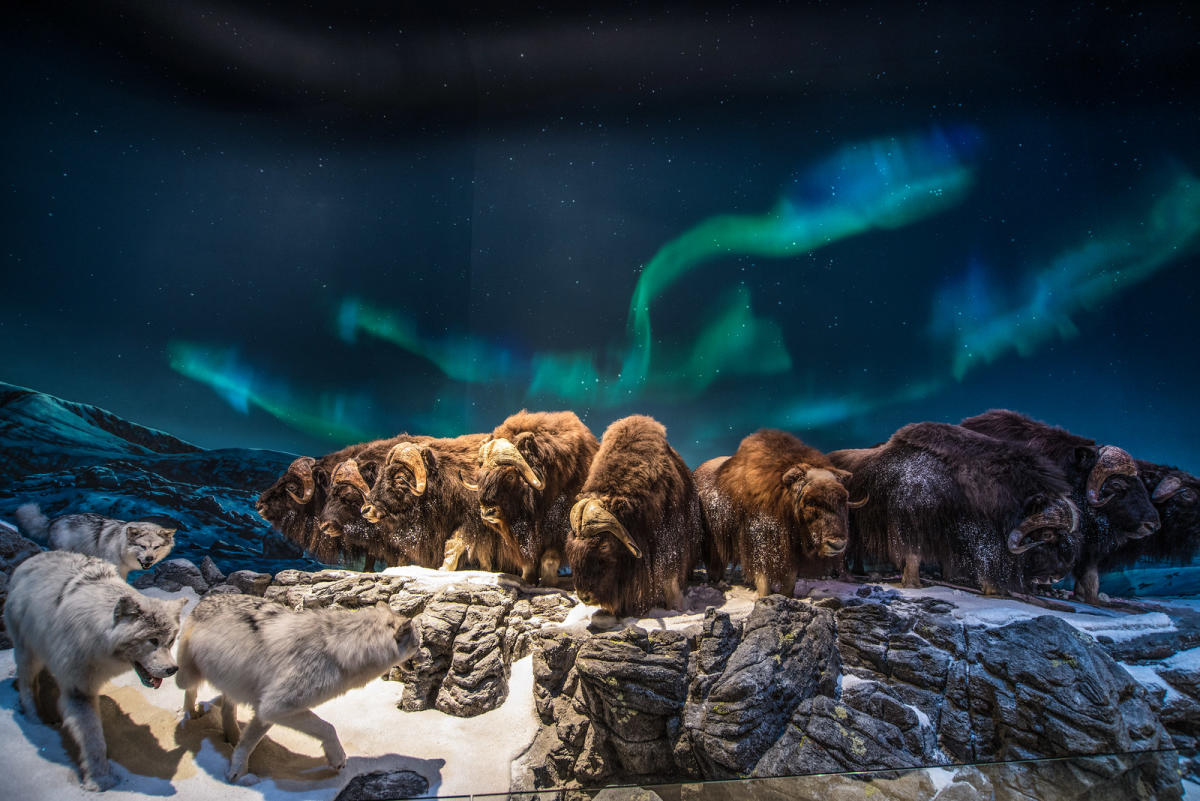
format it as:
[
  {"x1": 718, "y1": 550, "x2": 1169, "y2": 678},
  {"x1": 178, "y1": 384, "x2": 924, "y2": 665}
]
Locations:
[
  {"x1": 4, "y1": 551, "x2": 186, "y2": 791},
  {"x1": 176, "y1": 594, "x2": 420, "y2": 783},
  {"x1": 15, "y1": 504, "x2": 175, "y2": 579}
]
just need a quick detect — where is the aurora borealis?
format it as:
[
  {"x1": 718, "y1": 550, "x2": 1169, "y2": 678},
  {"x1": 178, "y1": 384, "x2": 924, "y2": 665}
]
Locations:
[{"x1": 3, "y1": 3, "x2": 1199, "y2": 470}]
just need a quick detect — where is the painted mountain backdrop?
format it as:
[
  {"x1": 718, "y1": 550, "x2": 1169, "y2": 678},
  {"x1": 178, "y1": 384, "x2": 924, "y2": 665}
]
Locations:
[{"x1": 0, "y1": 382, "x2": 317, "y2": 575}]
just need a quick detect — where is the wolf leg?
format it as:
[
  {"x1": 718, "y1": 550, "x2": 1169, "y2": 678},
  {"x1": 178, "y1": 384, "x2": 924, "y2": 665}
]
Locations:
[
  {"x1": 225, "y1": 713, "x2": 271, "y2": 783},
  {"x1": 60, "y1": 690, "x2": 117, "y2": 791},
  {"x1": 277, "y1": 709, "x2": 346, "y2": 771},
  {"x1": 12, "y1": 644, "x2": 42, "y2": 721},
  {"x1": 217, "y1": 695, "x2": 241, "y2": 744}
]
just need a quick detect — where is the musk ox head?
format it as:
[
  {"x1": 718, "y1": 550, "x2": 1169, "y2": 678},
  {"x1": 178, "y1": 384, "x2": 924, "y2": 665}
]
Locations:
[
  {"x1": 566, "y1": 497, "x2": 642, "y2": 614},
  {"x1": 462, "y1": 434, "x2": 544, "y2": 554},
  {"x1": 318, "y1": 459, "x2": 376, "y2": 540},
  {"x1": 780, "y1": 464, "x2": 862, "y2": 558},
  {"x1": 256, "y1": 456, "x2": 332, "y2": 549},
  {"x1": 361, "y1": 443, "x2": 433, "y2": 525},
  {"x1": 1006, "y1": 494, "x2": 1080, "y2": 554},
  {"x1": 1086, "y1": 446, "x2": 1160, "y2": 539}
]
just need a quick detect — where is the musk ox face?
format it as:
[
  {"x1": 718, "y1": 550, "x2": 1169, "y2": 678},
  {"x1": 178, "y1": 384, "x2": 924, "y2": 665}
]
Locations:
[
  {"x1": 318, "y1": 459, "x2": 376, "y2": 539},
  {"x1": 567, "y1": 497, "x2": 642, "y2": 614},
  {"x1": 1086, "y1": 446, "x2": 1159, "y2": 539},
  {"x1": 361, "y1": 444, "x2": 432, "y2": 525},
  {"x1": 256, "y1": 456, "x2": 320, "y2": 528},
  {"x1": 782, "y1": 465, "x2": 854, "y2": 557},
  {"x1": 1148, "y1": 472, "x2": 1200, "y2": 535},
  {"x1": 468, "y1": 435, "x2": 544, "y2": 551},
  {"x1": 1008, "y1": 494, "x2": 1082, "y2": 584}
]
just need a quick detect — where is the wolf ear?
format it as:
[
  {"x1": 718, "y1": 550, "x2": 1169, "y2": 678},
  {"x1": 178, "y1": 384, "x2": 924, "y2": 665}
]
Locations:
[
  {"x1": 163, "y1": 528, "x2": 177, "y2": 537},
  {"x1": 113, "y1": 595, "x2": 141, "y2": 624},
  {"x1": 124, "y1": 525, "x2": 142, "y2": 540}
]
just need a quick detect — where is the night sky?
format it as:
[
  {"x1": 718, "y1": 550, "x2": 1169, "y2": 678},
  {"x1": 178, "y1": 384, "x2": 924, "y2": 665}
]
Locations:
[{"x1": 2, "y1": 1, "x2": 1198, "y2": 472}]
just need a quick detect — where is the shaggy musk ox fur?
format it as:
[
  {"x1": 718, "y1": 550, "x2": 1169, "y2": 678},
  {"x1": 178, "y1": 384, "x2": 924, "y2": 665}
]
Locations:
[
  {"x1": 695, "y1": 429, "x2": 860, "y2": 597},
  {"x1": 828, "y1": 422, "x2": 1081, "y2": 594},
  {"x1": 960, "y1": 409, "x2": 1160, "y2": 603},
  {"x1": 360, "y1": 433, "x2": 515, "y2": 571},
  {"x1": 567, "y1": 415, "x2": 701, "y2": 616},
  {"x1": 463, "y1": 410, "x2": 599, "y2": 584},
  {"x1": 318, "y1": 458, "x2": 393, "y2": 569},
  {"x1": 1104, "y1": 461, "x2": 1200, "y2": 573}
]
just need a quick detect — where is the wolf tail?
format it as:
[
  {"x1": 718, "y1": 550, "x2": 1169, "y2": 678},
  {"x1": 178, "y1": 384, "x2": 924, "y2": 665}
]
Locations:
[{"x1": 14, "y1": 503, "x2": 50, "y2": 543}]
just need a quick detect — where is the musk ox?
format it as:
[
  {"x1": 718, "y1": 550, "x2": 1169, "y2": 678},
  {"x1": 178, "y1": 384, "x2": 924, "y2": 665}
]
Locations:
[
  {"x1": 695, "y1": 429, "x2": 864, "y2": 597},
  {"x1": 566, "y1": 415, "x2": 702, "y2": 616},
  {"x1": 461, "y1": 410, "x2": 599, "y2": 584},
  {"x1": 360, "y1": 433, "x2": 516, "y2": 571},
  {"x1": 318, "y1": 458, "x2": 393, "y2": 570},
  {"x1": 960, "y1": 410, "x2": 1159, "y2": 603},
  {"x1": 257, "y1": 455, "x2": 339, "y2": 563},
  {"x1": 828, "y1": 422, "x2": 1081, "y2": 594},
  {"x1": 1103, "y1": 461, "x2": 1200, "y2": 574}
]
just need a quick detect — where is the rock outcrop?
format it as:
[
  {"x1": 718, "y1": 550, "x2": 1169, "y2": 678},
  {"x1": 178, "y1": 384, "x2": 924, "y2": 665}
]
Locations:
[{"x1": 513, "y1": 593, "x2": 1184, "y2": 800}]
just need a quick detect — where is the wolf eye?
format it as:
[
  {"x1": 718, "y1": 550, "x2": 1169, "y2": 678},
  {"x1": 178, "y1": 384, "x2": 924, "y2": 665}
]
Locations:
[{"x1": 149, "y1": 638, "x2": 160, "y2": 647}]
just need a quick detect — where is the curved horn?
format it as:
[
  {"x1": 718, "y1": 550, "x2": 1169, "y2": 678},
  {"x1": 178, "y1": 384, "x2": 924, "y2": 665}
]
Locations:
[
  {"x1": 385, "y1": 443, "x2": 427, "y2": 495},
  {"x1": 1152, "y1": 475, "x2": 1184, "y2": 504},
  {"x1": 1086, "y1": 445, "x2": 1139, "y2": 507},
  {"x1": 331, "y1": 459, "x2": 371, "y2": 496},
  {"x1": 1007, "y1": 496, "x2": 1080, "y2": 554},
  {"x1": 286, "y1": 457, "x2": 317, "y2": 504},
  {"x1": 458, "y1": 469, "x2": 480, "y2": 492},
  {"x1": 572, "y1": 498, "x2": 641, "y2": 559},
  {"x1": 847, "y1": 494, "x2": 870, "y2": 509},
  {"x1": 480, "y1": 438, "x2": 544, "y2": 490}
]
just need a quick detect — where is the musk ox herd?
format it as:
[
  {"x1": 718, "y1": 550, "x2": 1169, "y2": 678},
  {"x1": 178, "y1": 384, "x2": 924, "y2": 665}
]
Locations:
[{"x1": 257, "y1": 408, "x2": 1199, "y2": 616}]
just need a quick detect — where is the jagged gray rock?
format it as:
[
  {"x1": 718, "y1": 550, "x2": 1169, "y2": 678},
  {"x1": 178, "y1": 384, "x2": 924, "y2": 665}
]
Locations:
[
  {"x1": 198, "y1": 556, "x2": 225, "y2": 587},
  {"x1": 225, "y1": 569, "x2": 271, "y2": 596},
  {"x1": 516, "y1": 594, "x2": 1184, "y2": 801},
  {"x1": 333, "y1": 768, "x2": 429, "y2": 800}
]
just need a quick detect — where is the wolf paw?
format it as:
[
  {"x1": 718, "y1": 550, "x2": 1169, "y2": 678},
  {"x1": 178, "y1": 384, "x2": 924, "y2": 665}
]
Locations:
[
  {"x1": 180, "y1": 700, "x2": 213, "y2": 724},
  {"x1": 325, "y1": 745, "x2": 347, "y2": 772},
  {"x1": 82, "y1": 772, "x2": 119, "y2": 792}
]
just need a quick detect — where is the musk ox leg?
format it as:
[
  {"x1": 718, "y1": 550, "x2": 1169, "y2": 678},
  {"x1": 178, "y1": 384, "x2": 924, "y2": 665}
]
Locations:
[
  {"x1": 1073, "y1": 563, "x2": 1101, "y2": 605},
  {"x1": 539, "y1": 550, "x2": 561, "y2": 586},
  {"x1": 780, "y1": 569, "x2": 799, "y2": 598},
  {"x1": 979, "y1": 578, "x2": 1005, "y2": 597},
  {"x1": 753, "y1": 572, "x2": 771, "y2": 598},
  {"x1": 440, "y1": 532, "x2": 468, "y2": 571},
  {"x1": 663, "y1": 576, "x2": 685, "y2": 611},
  {"x1": 900, "y1": 553, "x2": 922, "y2": 588}
]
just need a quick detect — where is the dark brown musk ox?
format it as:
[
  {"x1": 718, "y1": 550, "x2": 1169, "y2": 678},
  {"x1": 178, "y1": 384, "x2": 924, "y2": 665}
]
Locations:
[
  {"x1": 257, "y1": 455, "x2": 342, "y2": 563},
  {"x1": 566, "y1": 415, "x2": 702, "y2": 616},
  {"x1": 694, "y1": 429, "x2": 865, "y2": 597},
  {"x1": 460, "y1": 410, "x2": 599, "y2": 584},
  {"x1": 359, "y1": 433, "x2": 520, "y2": 571},
  {"x1": 318, "y1": 458, "x2": 394, "y2": 570},
  {"x1": 827, "y1": 422, "x2": 1082, "y2": 594},
  {"x1": 1103, "y1": 461, "x2": 1200, "y2": 576},
  {"x1": 960, "y1": 409, "x2": 1160, "y2": 603}
]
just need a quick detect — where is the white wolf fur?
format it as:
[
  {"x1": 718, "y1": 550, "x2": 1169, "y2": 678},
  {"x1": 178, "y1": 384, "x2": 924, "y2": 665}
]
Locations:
[
  {"x1": 15, "y1": 504, "x2": 175, "y2": 579},
  {"x1": 176, "y1": 594, "x2": 420, "y2": 783},
  {"x1": 4, "y1": 551, "x2": 186, "y2": 791}
]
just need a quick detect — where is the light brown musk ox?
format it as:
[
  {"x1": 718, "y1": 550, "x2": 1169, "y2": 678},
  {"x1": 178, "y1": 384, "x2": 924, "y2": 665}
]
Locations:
[
  {"x1": 567, "y1": 415, "x2": 702, "y2": 616},
  {"x1": 695, "y1": 429, "x2": 865, "y2": 597},
  {"x1": 461, "y1": 410, "x2": 598, "y2": 584}
]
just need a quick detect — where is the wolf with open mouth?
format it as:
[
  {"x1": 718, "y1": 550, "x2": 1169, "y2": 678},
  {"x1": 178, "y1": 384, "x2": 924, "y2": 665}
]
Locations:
[{"x1": 4, "y1": 550, "x2": 185, "y2": 791}]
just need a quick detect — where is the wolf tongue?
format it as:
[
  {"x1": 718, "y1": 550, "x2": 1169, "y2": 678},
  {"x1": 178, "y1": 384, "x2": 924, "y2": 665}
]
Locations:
[{"x1": 150, "y1": 676, "x2": 162, "y2": 689}]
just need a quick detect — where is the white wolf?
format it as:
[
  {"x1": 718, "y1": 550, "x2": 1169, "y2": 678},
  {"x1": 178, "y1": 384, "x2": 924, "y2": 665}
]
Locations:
[
  {"x1": 4, "y1": 551, "x2": 186, "y2": 791},
  {"x1": 15, "y1": 504, "x2": 175, "y2": 579},
  {"x1": 176, "y1": 594, "x2": 421, "y2": 783}
]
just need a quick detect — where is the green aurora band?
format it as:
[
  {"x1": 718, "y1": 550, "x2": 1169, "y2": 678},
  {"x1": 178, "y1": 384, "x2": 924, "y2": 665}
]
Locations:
[{"x1": 945, "y1": 170, "x2": 1200, "y2": 380}]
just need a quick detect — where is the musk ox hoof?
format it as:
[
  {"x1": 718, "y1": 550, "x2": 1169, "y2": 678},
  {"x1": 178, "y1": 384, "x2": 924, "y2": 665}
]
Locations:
[{"x1": 586, "y1": 611, "x2": 621, "y2": 632}]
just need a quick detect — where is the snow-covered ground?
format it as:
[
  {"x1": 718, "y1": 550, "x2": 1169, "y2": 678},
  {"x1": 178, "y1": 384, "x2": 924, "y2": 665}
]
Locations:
[{"x1": 0, "y1": 578, "x2": 1195, "y2": 799}]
